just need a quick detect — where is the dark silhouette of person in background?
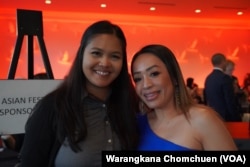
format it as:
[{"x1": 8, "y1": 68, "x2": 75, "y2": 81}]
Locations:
[
  {"x1": 186, "y1": 77, "x2": 203, "y2": 104},
  {"x1": 186, "y1": 77, "x2": 194, "y2": 90},
  {"x1": 224, "y1": 59, "x2": 245, "y2": 119},
  {"x1": 204, "y1": 53, "x2": 241, "y2": 122},
  {"x1": 33, "y1": 72, "x2": 49, "y2": 79}
]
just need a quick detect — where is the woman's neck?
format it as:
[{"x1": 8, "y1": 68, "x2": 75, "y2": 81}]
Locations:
[
  {"x1": 86, "y1": 86, "x2": 111, "y2": 102},
  {"x1": 150, "y1": 104, "x2": 179, "y2": 123}
]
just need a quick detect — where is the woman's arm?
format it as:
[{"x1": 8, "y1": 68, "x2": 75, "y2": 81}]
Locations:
[{"x1": 19, "y1": 96, "x2": 56, "y2": 167}]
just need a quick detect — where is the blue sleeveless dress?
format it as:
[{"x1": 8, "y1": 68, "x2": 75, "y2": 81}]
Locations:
[{"x1": 137, "y1": 114, "x2": 193, "y2": 151}]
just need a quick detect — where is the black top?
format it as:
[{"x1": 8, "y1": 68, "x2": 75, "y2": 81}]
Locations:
[{"x1": 19, "y1": 92, "x2": 120, "y2": 167}]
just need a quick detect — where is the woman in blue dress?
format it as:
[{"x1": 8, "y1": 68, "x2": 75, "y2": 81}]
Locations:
[{"x1": 131, "y1": 44, "x2": 237, "y2": 151}]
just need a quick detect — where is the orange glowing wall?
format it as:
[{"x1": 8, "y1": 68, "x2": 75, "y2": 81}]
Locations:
[{"x1": 1, "y1": 9, "x2": 250, "y2": 88}]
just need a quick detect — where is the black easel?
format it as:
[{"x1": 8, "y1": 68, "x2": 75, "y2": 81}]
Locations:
[{"x1": 8, "y1": 9, "x2": 54, "y2": 79}]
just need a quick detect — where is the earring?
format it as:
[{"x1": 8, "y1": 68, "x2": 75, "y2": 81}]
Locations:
[
  {"x1": 139, "y1": 101, "x2": 152, "y2": 114},
  {"x1": 175, "y1": 86, "x2": 181, "y2": 107},
  {"x1": 139, "y1": 101, "x2": 145, "y2": 114}
]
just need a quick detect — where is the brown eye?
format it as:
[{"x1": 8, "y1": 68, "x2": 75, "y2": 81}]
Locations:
[
  {"x1": 133, "y1": 77, "x2": 141, "y2": 83},
  {"x1": 111, "y1": 54, "x2": 121, "y2": 60},
  {"x1": 150, "y1": 71, "x2": 160, "y2": 77},
  {"x1": 91, "y1": 51, "x2": 101, "y2": 57}
]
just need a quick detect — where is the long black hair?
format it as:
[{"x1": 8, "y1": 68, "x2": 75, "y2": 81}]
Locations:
[{"x1": 49, "y1": 20, "x2": 139, "y2": 151}]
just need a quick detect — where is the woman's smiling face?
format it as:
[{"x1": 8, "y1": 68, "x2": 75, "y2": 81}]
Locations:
[
  {"x1": 82, "y1": 34, "x2": 123, "y2": 92},
  {"x1": 132, "y1": 53, "x2": 174, "y2": 110}
]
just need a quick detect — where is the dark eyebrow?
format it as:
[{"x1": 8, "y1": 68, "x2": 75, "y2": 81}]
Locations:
[
  {"x1": 90, "y1": 47, "x2": 102, "y2": 51},
  {"x1": 91, "y1": 47, "x2": 122, "y2": 55},
  {"x1": 133, "y1": 65, "x2": 159, "y2": 75}
]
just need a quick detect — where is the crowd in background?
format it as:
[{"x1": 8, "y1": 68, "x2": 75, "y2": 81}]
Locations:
[{"x1": 186, "y1": 60, "x2": 250, "y2": 122}]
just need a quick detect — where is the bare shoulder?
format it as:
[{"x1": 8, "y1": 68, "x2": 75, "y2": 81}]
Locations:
[
  {"x1": 188, "y1": 105, "x2": 237, "y2": 150},
  {"x1": 189, "y1": 104, "x2": 224, "y2": 126}
]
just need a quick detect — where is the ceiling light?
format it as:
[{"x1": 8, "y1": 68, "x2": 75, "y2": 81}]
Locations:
[
  {"x1": 150, "y1": 7, "x2": 156, "y2": 11},
  {"x1": 195, "y1": 9, "x2": 201, "y2": 13},
  {"x1": 100, "y1": 4, "x2": 107, "y2": 8},
  {"x1": 45, "y1": 0, "x2": 51, "y2": 4},
  {"x1": 237, "y1": 11, "x2": 243, "y2": 15}
]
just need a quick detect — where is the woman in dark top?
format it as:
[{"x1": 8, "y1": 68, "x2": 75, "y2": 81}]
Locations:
[{"x1": 18, "y1": 20, "x2": 139, "y2": 167}]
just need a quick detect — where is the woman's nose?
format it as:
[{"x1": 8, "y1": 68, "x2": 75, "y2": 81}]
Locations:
[
  {"x1": 143, "y1": 77, "x2": 152, "y2": 89},
  {"x1": 99, "y1": 57, "x2": 110, "y2": 66}
]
